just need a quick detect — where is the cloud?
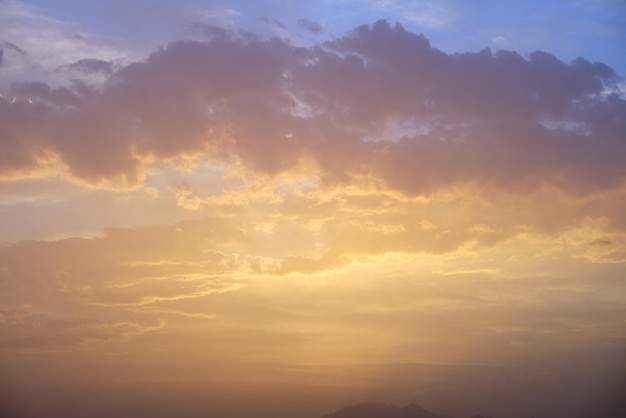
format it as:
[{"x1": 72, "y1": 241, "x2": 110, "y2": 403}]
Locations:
[
  {"x1": 0, "y1": 20, "x2": 622, "y2": 197},
  {"x1": 259, "y1": 16, "x2": 287, "y2": 30},
  {"x1": 248, "y1": 251, "x2": 345, "y2": 276},
  {"x1": 64, "y1": 58, "x2": 113, "y2": 75},
  {"x1": 0, "y1": 218, "x2": 245, "y2": 311},
  {"x1": 0, "y1": 20, "x2": 624, "y2": 296},
  {"x1": 0, "y1": 309, "x2": 164, "y2": 349},
  {"x1": 149, "y1": 161, "x2": 626, "y2": 278},
  {"x1": 0, "y1": 217, "x2": 250, "y2": 353},
  {"x1": 0, "y1": 41, "x2": 26, "y2": 56},
  {"x1": 175, "y1": 182, "x2": 203, "y2": 210},
  {"x1": 298, "y1": 18, "x2": 323, "y2": 35},
  {"x1": 0, "y1": 1, "x2": 130, "y2": 92}
]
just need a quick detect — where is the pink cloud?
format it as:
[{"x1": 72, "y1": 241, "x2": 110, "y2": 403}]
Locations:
[{"x1": 0, "y1": 20, "x2": 623, "y2": 196}]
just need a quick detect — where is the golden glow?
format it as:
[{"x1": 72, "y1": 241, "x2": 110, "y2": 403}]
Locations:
[{"x1": 1, "y1": 16, "x2": 625, "y2": 418}]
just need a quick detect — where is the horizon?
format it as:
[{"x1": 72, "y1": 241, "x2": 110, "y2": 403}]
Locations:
[{"x1": 1, "y1": 1, "x2": 625, "y2": 418}]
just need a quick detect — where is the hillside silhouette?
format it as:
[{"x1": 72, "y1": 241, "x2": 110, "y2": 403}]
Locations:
[
  {"x1": 323, "y1": 403, "x2": 453, "y2": 418},
  {"x1": 321, "y1": 398, "x2": 626, "y2": 418}
]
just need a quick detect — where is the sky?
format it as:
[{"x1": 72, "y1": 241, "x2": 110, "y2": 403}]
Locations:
[{"x1": 1, "y1": 1, "x2": 625, "y2": 418}]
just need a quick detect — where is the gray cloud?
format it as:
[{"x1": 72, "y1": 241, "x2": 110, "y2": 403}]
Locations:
[
  {"x1": 64, "y1": 58, "x2": 113, "y2": 75},
  {"x1": 297, "y1": 18, "x2": 323, "y2": 35},
  {"x1": 0, "y1": 20, "x2": 623, "y2": 196},
  {"x1": 0, "y1": 41, "x2": 26, "y2": 56}
]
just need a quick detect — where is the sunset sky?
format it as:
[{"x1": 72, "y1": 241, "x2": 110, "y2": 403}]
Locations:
[{"x1": 1, "y1": 1, "x2": 625, "y2": 417}]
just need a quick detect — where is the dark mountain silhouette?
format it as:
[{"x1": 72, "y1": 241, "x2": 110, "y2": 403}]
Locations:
[{"x1": 323, "y1": 402, "x2": 453, "y2": 418}]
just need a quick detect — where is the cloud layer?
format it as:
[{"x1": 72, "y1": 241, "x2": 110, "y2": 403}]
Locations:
[{"x1": 1, "y1": 20, "x2": 623, "y2": 195}]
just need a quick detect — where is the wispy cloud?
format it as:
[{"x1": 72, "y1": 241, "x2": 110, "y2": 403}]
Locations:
[
  {"x1": 0, "y1": 309, "x2": 164, "y2": 349},
  {"x1": 0, "y1": 0, "x2": 130, "y2": 89}
]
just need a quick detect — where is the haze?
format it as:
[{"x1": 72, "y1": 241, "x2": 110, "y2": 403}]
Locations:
[{"x1": 1, "y1": 1, "x2": 625, "y2": 417}]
